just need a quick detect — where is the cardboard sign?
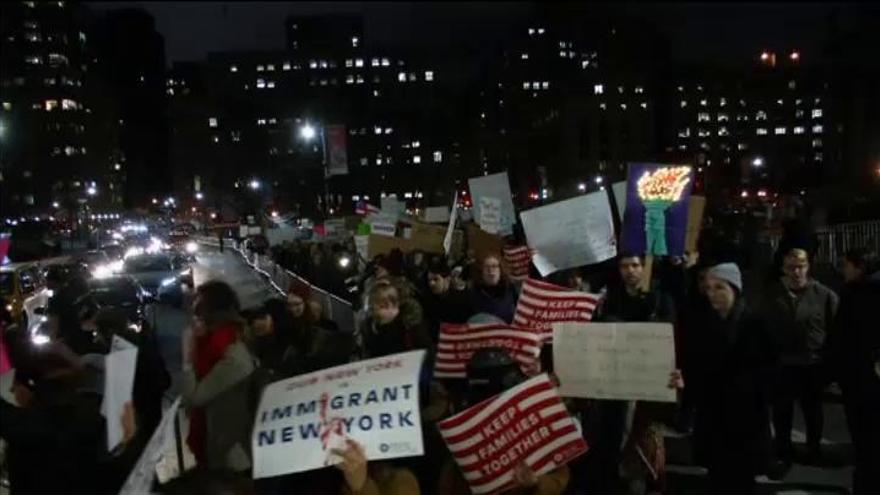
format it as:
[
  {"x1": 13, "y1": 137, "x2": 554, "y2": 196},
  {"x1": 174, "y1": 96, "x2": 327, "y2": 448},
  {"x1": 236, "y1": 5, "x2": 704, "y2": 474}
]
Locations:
[
  {"x1": 466, "y1": 224, "x2": 504, "y2": 263},
  {"x1": 434, "y1": 323, "x2": 543, "y2": 379},
  {"x1": 621, "y1": 163, "x2": 694, "y2": 257},
  {"x1": 512, "y1": 279, "x2": 600, "y2": 341},
  {"x1": 253, "y1": 350, "x2": 426, "y2": 478},
  {"x1": 685, "y1": 195, "x2": 706, "y2": 254},
  {"x1": 409, "y1": 222, "x2": 447, "y2": 253},
  {"x1": 553, "y1": 322, "x2": 676, "y2": 402},
  {"x1": 438, "y1": 374, "x2": 588, "y2": 495},
  {"x1": 478, "y1": 197, "x2": 502, "y2": 234},
  {"x1": 520, "y1": 191, "x2": 617, "y2": 276},
  {"x1": 503, "y1": 245, "x2": 530, "y2": 280},
  {"x1": 119, "y1": 398, "x2": 182, "y2": 495},
  {"x1": 469, "y1": 172, "x2": 516, "y2": 235},
  {"x1": 611, "y1": 181, "x2": 628, "y2": 224},
  {"x1": 424, "y1": 206, "x2": 450, "y2": 223}
]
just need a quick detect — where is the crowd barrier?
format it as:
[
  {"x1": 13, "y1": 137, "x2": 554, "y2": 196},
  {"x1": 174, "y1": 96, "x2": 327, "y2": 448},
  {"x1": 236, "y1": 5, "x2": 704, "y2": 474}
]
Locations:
[
  {"x1": 768, "y1": 220, "x2": 880, "y2": 266},
  {"x1": 195, "y1": 236, "x2": 356, "y2": 334}
]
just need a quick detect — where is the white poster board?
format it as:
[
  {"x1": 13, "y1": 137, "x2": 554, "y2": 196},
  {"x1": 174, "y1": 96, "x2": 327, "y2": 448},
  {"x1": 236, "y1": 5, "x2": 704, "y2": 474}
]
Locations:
[
  {"x1": 423, "y1": 206, "x2": 450, "y2": 224},
  {"x1": 119, "y1": 398, "x2": 182, "y2": 495},
  {"x1": 553, "y1": 322, "x2": 676, "y2": 402},
  {"x1": 104, "y1": 336, "x2": 138, "y2": 451},
  {"x1": 443, "y1": 192, "x2": 459, "y2": 255},
  {"x1": 381, "y1": 196, "x2": 405, "y2": 220},
  {"x1": 519, "y1": 191, "x2": 617, "y2": 276},
  {"x1": 252, "y1": 350, "x2": 426, "y2": 478},
  {"x1": 478, "y1": 196, "x2": 502, "y2": 234},
  {"x1": 469, "y1": 172, "x2": 515, "y2": 235}
]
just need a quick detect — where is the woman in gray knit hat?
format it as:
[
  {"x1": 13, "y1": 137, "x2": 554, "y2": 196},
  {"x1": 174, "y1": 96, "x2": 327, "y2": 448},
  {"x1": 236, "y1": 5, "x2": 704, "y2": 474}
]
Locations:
[{"x1": 684, "y1": 263, "x2": 778, "y2": 495}]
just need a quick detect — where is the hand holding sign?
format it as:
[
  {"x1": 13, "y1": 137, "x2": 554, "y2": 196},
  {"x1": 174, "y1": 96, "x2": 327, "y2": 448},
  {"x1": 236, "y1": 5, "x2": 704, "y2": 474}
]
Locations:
[{"x1": 332, "y1": 438, "x2": 369, "y2": 493}]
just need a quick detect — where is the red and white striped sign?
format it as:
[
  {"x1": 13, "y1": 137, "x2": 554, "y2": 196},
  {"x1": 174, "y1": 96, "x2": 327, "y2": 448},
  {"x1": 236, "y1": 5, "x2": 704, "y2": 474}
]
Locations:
[
  {"x1": 503, "y1": 245, "x2": 530, "y2": 280},
  {"x1": 513, "y1": 279, "x2": 601, "y2": 341},
  {"x1": 434, "y1": 323, "x2": 543, "y2": 379},
  {"x1": 438, "y1": 374, "x2": 588, "y2": 495}
]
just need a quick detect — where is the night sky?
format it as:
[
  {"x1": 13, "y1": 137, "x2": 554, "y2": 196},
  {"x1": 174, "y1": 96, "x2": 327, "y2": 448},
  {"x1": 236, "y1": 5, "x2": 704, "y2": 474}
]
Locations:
[{"x1": 88, "y1": 2, "x2": 864, "y2": 66}]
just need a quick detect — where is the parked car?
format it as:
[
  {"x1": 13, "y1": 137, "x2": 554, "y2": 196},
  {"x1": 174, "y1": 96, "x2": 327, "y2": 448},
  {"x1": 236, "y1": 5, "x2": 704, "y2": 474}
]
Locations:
[
  {"x1": 121, "y1": 253, "x2": 192, "y2": 306},
  {"x1": 87, "y1": 275, "x2": 153, "y2": 332},
  {"x1": 1, "y1": 262, "x2": 51, "y2": 332}
]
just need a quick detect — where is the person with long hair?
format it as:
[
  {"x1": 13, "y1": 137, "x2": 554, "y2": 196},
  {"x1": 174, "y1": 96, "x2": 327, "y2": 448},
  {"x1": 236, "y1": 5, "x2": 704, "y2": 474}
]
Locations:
[
  {"x1": 468, "y1": 254, "x2": 518, "y2": 323},
  {"x1": 182, "y1": 280, "x2": 255, "y2": 472}
]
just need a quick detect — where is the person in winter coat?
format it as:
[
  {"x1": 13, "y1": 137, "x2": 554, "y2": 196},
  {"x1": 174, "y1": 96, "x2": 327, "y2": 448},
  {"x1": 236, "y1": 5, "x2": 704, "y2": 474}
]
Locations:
[
  {"x1": 763, "y1": 247, "x2": 838, "y2": 466},
  {"x1": 688, "y1": 263, "x2": 776, "y2": 495},
  {"x1": 363, "y1": 281, "x2": 432, "y2": 359},
  {"x1": 182, "y1": 280, "x2": 256, "y2": 472},
  {"x1": 826, "y1": 249, "x2": 880, "y2": 495},
  {"x1": 0, "y1": 341, "x2": 138, "y2": 494},
  {"x1": 419, "y1": 256, "x2": 470, "y2": 342},
  {"x1": 243, "y1": 299, "x2": 297, "y2": 377},
  {"x1": 468, "y1": 254, "x2": 518, "y2": 323},
  {"x1": 598, "y1": 255, "x2": 675, "y2": 323}
]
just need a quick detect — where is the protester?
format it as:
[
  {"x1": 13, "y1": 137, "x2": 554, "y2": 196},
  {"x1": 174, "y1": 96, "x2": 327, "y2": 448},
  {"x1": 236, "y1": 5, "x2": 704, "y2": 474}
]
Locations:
[
  {"x1": 0, "y1": 341, "x2": 137, "y2": 494},
  {"x1": 362, "y1": 281, "x2": 431, "y2": 359},
  {"x1": 764, "y1": 247, "x2": 838, "y2": 468},
  {"x1": 827, "y1": 249, "x2": 880, "y2": 495},
  {"x1": 563, "y1": 268, "x2": 592, "y2": 292},
  {"x1": 598, "y1": 255, "x2": 675, "y2": 323},
  {"x1": 308, "y1": 297, "x2": 340, "y2": 332},
  {"x1": 419, "y1": 256, "x2": 470, "y2": 342},
  {"x1": 437, "y1": 348, "x2": 571, "y2": 495},
  {"x1": 243, "y1": 299, "x2": 297, "y2": 377},
  {"x1": 468, "y1": 254, "x2": 518, "y2": 323},
  {"x1": 687, "y1": 263, "x2": 776, "y2": 494},
  {"x1": 182, "y1": 280, "x2": 256, "y2": 472}
]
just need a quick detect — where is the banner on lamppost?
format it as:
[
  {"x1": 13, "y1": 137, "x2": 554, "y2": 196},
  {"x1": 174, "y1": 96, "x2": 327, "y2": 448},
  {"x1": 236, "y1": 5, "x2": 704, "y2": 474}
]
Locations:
[{"x1": 326, "y1": 125, "x2": 349, "y2": 176}]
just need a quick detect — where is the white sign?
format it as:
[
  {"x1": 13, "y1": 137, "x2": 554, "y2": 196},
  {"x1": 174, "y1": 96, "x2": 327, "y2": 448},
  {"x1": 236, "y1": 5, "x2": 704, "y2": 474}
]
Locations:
[
  {"x1": 252, "y1": 350, "x2": 426, "y2": 478},
  {"x1": 519, "y1": 191, "x2": 617, "y2": 276},
  {"x1": 469, "y1": 172, "x2": 515, "y2": 235},
  {"x1": 423, "y1": 206, "x2": 450, "y2": 224},
  {"x1": 443, "y1": 192, "x2": 458, "y2": 255},
  {"x1": 370, "y1": 220, "x2": 397, "y2": 237},
  {"x1": 381, "y1": 196, "x2": 405, "y2": 219},
  {"x1": 478, "y1": 197, "x2": 502, "y2": 234},
  {"x1": 354, "y1": 235, "x2": 369, "y2": 262},
  {"x1": 104, "y1": 337, "x2": 138, "y2": 451},
  {"x1": 612, "y1": 181, "x2": 627, "y2": 223},
  {"x1": 553, "y1": 322, "x2": 676, "y2": 403},
  {"x1": 119, "y1": 398, "x2": 182, "y2": 495}
]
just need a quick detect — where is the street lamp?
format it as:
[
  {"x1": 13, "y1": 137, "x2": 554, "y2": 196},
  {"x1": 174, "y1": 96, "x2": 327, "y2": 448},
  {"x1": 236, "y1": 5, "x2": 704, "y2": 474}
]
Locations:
[
  {"x1": 86, "y1": 186, "x2": 97, "y2": 196},
  {"x1": 195, "y1": 192, "x2": 204, "y2": 200},
  {"x1": 594, "y1": 175, "x2": 604, "y2": 185},
  {"x1": 249, "y1": 179, "x2": 261, "y2": 190},
  {"x1": 577, "y1": 183, "x2": 586, "y2": 192},
  {"x1": 299, "y1": 123, "x2": 317, "y2": 141},
  {"x1": 752, "y1": 157, "x2": 764, "y2": 168}
]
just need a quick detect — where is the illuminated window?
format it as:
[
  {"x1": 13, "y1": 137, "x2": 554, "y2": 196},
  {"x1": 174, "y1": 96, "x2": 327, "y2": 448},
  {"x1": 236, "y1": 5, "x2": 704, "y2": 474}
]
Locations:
[
  {"x1": 698, "y1": 112, "x2": 710, "y2": 122},
  {"x1": 718, "y1": 127, "x2": 729, "y2": 136},
  {"x1": 374, "y1": 126, "x2": 382, "y2": 135},
  {"x1": 593, "y1": 84, "x2": 604, "y2": 95},
  {"x1": 523, "y1": 82, "x2": 530, "y2": 90},
  {"x1": 812, "y1": 124, "x2": 823, "y2": 133},
  {"x1": 635, "y1": 86, "x2": 644, "y2": 94},
  {"x1": 25, "y1": 55, "x2": 42, "y2": 65},
  {"x1": 230, "y1": 64, "x2": 238, "y2": 73},
  {"x1": 425, "y1": 71, "x2": 434, "y2": 81},
  {"x1": 384, "y1": 127, "x2": 392, "y2": 134},
  {"x1": 756, "y1": 128, "x2": 768, "y2": 135},
  {"x1": 413, "y1": 155, "x2": 421, "y2": 164},
  {"x1": 812, "y1": 138, "x2": 822, "y2": 148},
  {"x1": 793, "y1": 126, "x2": 805, "y2": 134},
  {"x1": 700, "y1": 99, "x2": 707, "y2": 106},
  {"x1": 267, "y1": 81, "x2": 275, "y2": 88},
  {"x1": 355, "y1": 59, "x2": 364, "y2": 68},
  {"x1": 698, "y1": 129, "x2": 710, "y2": 137},
  {"x1": 599, "y1": 102, "x2": 606, "y2": 110},
  {"x1": 256, "y1": 79, "x2": 265, "y2": 89},
  {"x1": 382, "y1": 58, "x2": 390, "y2": 66},
  {"x1": 756, "y1": 110, "x2": 767, "y2": 120},
  {"x1": 282, "y1": 62, "x2": 291, "y2": 70},
  {"x1": 408, "y1": 73, "x2": 417, "y2": 81},
  {"x1": 2, "y1": 102, "x2": 10, "y2": 111},
  {"x1": 376, "y1": 158, "x2": 383, "y2": 165},
  {"x1": 720, "y1": 97, "x2": 727, "y2": 106},
  {"x1": 640, "y1": 102, "x2": 647, "y2": 109},
  {"x1": 717, "y1": 113, "x2": 729, "y2": 122},
  {"x1": 398, "y1": 72, "x2": 406, "y2": 82},
  {"x1": 266, "y1": 64, "x2": 275, "y2": 71},
  {"x1": 788, "y1": 80, "x2": 796, "y2": 89},
  {"x1": 371, "y1": 58, "x2": 379, "y2": 67},
  {"x1": 678, "y1": 128, "x2": 690, "y2": 138},
  {"x1": 44, "y1": 99, "x2": 58, "y2": 111},
  {"x1": 412, "y1": 141, "x2": 420, "y2": 148},
  {"x1": 796, "y1": 109, "x2": 805, "y2": 118},
  {"x1": 811, "y1": 108, "x2": 823, "y2": 118},
  {"x1": 319, "y1": 60, "x2": 328, "y2": 69},
  {"x1": 257, "y1": 118, "x2": 266, "y2": 126},
  {"x1": 777, "y1": 99, "x2": 784, "y2": 105},
  {"x1": 208, "y1": 118, "x2": 218, "y2": 128},
  {"x1": 352, "y1": 36, "x2": 359, "y2": 47},
  {"x1": 256, "y1": 65, "x2": 264, "y2": 72},
  {"x1": 737, "y1": 142, "x2": 748, "y2": 150},
  {"x1": 360, "y1": 158, "x2": 368, "y2": 166},
  {"x1": 346, "y1": 75, "x2": 354, "y2": 84},
  {"x1": 433, "y1": 151, "x2": 442, "y2": 163},
  {"x1": 814, "y1": 152, "x2": 823, "y2": 162},
  {"x1": 521, "y1": 53, "x2": 529, "y2": 60},
  {"x1": 680, "y1": 100, "x2": 687, "y2": 108},
  {"x1": 309, "y1": 60, "x2": 317, "y2": 69},
  {"x1": 775, "y1": 127, "x2": 786, "y2": 135},
  {"x1": 345, "y1": 59, "x2": 352, "y2": 68}
]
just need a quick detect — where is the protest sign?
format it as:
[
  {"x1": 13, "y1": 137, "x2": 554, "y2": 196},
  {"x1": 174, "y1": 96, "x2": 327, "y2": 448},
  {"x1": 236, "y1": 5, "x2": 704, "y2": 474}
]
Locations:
[
  {"x1": 119, "y1": 398, "x2": 182, "y2": 495},
  {"x1": 520, "y1": 191, "x2": 617, "y2": 276},
  {"x1": 324, "y1": 218, "x2": 346, "y2": 238},
  {"x1": 443, "y1": 192, "x2": 459, "y2": 255},
  {"x1": 434, "y1": 323, "x2": 543, "y2": 379},
  {"x1": 553, "y1": 322, "x2": 676, "y2": 402},
  {"x1": 513, "y1": 279, "x2": 600, "y2": 341},
  {"x1": 611, "y1": 181, "x2": 628, "y2": 224},
  {"x1": 685, "y1": 195, "x2": 706, "y2": 254},
  {"x1": 104, "y1": 337, "x2": 138, "y2": 451},
  {"x1": 466, "y1": 224, "x2": 504, "y2": 263},
  {"x1": 369, "y1": 215, "x2": 397, "y2": 237},
  {"x1": 502, "y1": 245, "x2": 530, "y2": 280},
  {"x1": 381, "y1": 196, "x2": 405, "y2": 219},
  {"x1": 424, "y1": 206, "x2": 450, "y2": 223},
  {"x1": 354, "y1": 235, "x2": 369, "y2": 262},
  {"x1": 252, "y1": 350, "x2": 426, "y2": 478},
  {"x1": 408, "y1": 222, "x2": 446, "y2": 253},
  {"x1": 469, "y1": 172, "x2": 515, "y2": 235},
  {"x1": 438, "y1": 374, "x2": 588, "y2": 495},
  {"x1": 621, "y1": 163, "x2": 694, "y2": 257},
  {"x1": 478, "y1": 197, "x2": 502, "y2": 234}
]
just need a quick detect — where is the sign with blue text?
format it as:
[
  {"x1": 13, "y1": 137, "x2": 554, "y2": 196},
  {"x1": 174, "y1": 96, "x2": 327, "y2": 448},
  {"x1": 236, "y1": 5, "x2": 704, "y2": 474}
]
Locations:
[{"x1": 252, "y1": 350, "x2": 426, "y2": 478}]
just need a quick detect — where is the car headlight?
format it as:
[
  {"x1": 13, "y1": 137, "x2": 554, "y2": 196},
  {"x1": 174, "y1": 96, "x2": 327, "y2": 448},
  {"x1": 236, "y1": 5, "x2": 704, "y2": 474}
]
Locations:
[
  {"x1": 92, "y1": 264, "x2": 113, "y2": 279},
  {"x1": 185, "y1": 241, "x2": 198, "y2": 254},
  {"x1": 31, "y1": 334, "x2": 51, "y2": 346},
  {"x1": 160, "y1": 277, "x2": 177, "y2": 288}
]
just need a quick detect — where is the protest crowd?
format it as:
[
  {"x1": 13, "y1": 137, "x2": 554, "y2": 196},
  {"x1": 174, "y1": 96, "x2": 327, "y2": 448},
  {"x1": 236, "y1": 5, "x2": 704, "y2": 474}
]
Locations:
[{"x1": 1, "y1": 168, "x2": 879, "y2": 495}]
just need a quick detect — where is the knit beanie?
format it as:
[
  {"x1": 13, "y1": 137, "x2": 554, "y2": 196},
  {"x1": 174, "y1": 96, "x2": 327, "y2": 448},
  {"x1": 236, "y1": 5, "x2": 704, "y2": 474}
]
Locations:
[{"x1": 707, "y1": 262, "x2": 742, "y2": 292}]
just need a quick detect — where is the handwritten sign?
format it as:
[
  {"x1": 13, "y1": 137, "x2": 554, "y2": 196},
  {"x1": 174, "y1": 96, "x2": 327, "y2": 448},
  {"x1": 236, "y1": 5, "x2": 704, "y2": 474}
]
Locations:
[
  {"x1": 381, "y1": 196, "x2": 405, "y2": 219},
  {"x1": 479, "y1": 197, "x2": 502, "y2": 234},
  {"x1": 622, "y1": 163, "x2": 694, "y2": 257},
  {"x1": 469, "y1": 172, "x2": 515, "y2": 235},
  {"x1": 119, "y1": 398, "x2": 181, "y2": 495},
  {"x1": 438, "y1": 374, "x2": 588, "y2": 495},
  {"x1": 520, "y1": 191, "x2": 617, "y2": 276},
  {"x1": 252, "y1": 350, "x2": 426, "y2": 478},
  {"x1": 552, "y1": 322, "x2": 676, "y2": 402}
]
